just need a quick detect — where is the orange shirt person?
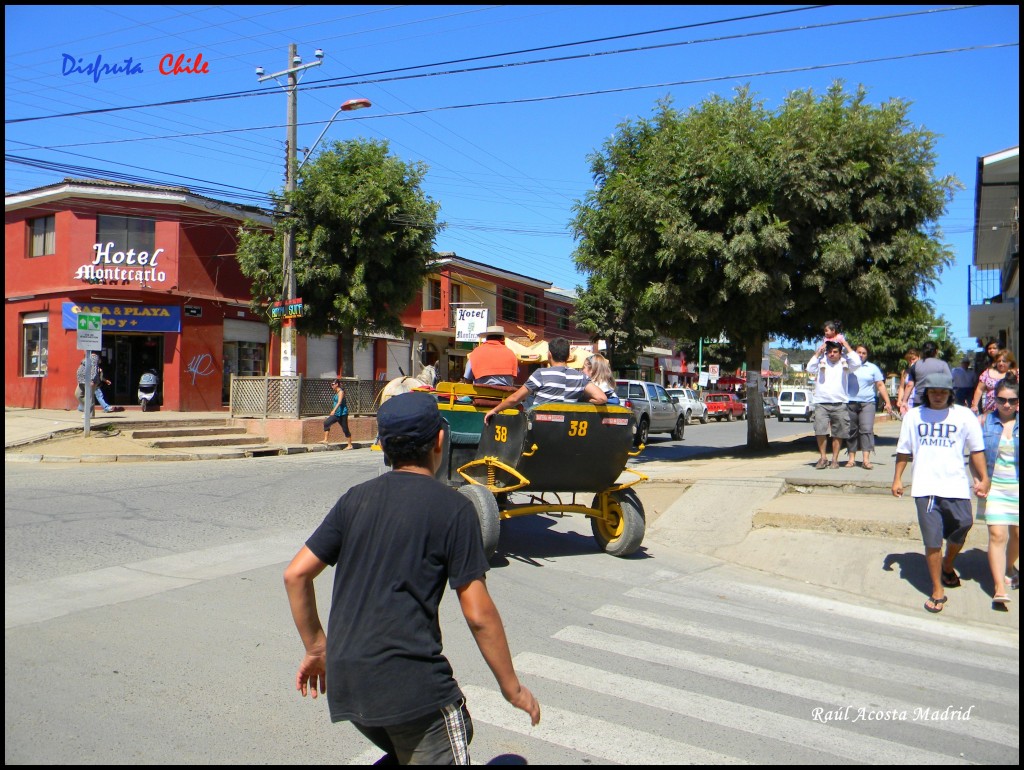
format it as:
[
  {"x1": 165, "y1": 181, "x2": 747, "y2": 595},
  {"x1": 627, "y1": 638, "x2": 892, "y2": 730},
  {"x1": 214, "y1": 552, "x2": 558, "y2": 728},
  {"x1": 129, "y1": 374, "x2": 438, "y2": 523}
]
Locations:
[{"x1": 464, "y1": 326, "x2": 519, "y2": 386}]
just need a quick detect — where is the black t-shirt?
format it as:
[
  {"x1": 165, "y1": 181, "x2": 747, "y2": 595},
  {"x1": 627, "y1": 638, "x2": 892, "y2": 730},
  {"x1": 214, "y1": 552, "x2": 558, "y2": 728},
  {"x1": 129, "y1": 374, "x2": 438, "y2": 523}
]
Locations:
[{"x1": 305, "y1": 470, "x2": 489, "y2": 726}]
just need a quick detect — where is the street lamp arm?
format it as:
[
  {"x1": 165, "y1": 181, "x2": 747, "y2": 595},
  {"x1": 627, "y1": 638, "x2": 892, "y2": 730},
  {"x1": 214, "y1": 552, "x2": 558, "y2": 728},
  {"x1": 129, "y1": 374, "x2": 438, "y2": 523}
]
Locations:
[{"x1": 299, "y1": 99, "x2": 372, "y2": 169}]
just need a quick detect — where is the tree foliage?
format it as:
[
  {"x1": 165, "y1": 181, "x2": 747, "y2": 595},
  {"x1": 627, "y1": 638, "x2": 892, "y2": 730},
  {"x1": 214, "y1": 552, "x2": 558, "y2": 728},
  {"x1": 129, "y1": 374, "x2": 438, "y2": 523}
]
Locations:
[
  {"x1": 571, "y1": 82, "x2": 961, "y2": 448},
  {"x1": 843, "y1": 299, "x2": 962, "y2": 377},
  {"x1": 237, "y1": 138, "x2": 442, "y2": 347},
  {"x1": 572, "y1": 270, "x2": 656, "y2": 369}
]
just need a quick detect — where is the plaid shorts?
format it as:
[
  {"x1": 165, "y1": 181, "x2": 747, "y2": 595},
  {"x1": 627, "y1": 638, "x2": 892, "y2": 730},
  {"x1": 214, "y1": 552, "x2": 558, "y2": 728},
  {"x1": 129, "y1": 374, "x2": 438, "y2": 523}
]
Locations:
[{"x1": 353, "y1": 699, "x2": 473, "y2": 765}]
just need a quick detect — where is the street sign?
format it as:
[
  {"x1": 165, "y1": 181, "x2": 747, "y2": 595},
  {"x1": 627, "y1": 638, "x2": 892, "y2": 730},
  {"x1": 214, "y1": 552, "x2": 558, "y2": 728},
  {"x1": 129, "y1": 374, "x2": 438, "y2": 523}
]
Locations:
[
  {"x1": 76, "y1": 312, "x2": 103, "y2": 351},
  {"x1": 270, "y1": 298, "x2": 304, "y2": 319},
  {"x1": 708, "y1": 364, "x2": 720, "y2": 377},
  {"x1": 928, "y1": 325, "x2": 947, "y2": 341}
]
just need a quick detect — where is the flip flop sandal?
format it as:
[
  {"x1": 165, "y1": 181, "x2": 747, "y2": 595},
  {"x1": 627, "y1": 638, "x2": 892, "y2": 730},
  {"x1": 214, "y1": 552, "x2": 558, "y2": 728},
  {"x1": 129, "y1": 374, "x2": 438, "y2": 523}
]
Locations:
[
  {"x1": 862, "y1": 462, "x2": 874, "y2": 470},
  {"x1": 924, "y1": 596, "x2": 947, "y2": 613},
  {"x1": 815, "y1": 459, "x2": 828, "y2": 469},
  {"x1": 941, "y1": 570, "x2": 961, "y2": 588},
  {"x1": 992, "y1": 594, "x2": 1012, "y2": 604}
]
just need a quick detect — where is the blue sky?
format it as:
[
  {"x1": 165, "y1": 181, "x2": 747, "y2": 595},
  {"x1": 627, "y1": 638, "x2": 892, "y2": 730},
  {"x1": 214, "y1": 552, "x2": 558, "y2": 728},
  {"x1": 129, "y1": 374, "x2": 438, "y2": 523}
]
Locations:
[{"x1": 5, "y1": 4, "x2": 1019, "y2": 352}]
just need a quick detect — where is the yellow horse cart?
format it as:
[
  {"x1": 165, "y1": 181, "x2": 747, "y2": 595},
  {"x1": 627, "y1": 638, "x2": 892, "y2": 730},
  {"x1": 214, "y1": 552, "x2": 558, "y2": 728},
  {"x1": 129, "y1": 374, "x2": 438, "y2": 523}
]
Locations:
[{"x1": 431, "y1": 382, "x2": 648, "y2": 558}]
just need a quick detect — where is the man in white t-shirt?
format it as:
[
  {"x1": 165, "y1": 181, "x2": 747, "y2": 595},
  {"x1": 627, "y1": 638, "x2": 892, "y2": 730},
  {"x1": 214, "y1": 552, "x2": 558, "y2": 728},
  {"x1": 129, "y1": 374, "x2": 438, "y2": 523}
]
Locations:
[
  {"x1": 807, "y1": 338, "x2": 861, "y2": 469},
  {"x1": 892, "y1": 372, "x2": 990, "y2": 614}
]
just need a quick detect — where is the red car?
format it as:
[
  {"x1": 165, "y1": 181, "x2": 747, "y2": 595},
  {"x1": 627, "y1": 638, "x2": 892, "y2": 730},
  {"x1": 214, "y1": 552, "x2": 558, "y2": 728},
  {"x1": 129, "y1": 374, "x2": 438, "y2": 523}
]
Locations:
[{"x1": 702, "y1": 392, "x2": 746, "y2": 421}]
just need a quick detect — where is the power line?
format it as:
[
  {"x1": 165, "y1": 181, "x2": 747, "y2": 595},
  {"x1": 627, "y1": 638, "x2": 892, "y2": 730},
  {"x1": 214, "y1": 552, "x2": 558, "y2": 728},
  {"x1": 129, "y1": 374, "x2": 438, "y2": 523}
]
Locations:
[
  {"x1": 11, "y1": 42, "x2": 1015, "y2": 151},
  {"x1": 6, "y1": 5, "x2": 976, "y2": 124}
]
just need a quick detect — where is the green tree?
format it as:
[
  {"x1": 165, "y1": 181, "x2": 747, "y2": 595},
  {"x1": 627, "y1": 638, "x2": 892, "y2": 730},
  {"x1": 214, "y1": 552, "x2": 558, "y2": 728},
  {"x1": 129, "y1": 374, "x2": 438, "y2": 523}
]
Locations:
[
  {"x1": 572, "y1": 270, "x2": 656, "y2": 370},
  {"x1": 843, "y1": 300, "x2": 962, "y2": 377},
  {"x1": 237, "y1": 139, "x2": 442, "y2": 374},
  {"x1": 571, "y1": 83, "x2": 960, "y2": 449}
]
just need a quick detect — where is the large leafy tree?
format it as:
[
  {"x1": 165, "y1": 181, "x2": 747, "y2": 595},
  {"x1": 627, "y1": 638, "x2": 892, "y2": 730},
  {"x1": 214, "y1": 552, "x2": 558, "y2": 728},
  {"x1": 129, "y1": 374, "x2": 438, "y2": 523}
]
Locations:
[
  {"x1": 238, "y1": 138, "x2": 442, "y2": 373},
  {"x1": 571, "y1": 83, "x2": 960, "y2": 449},
  {"x1": 572, "y1": 269, "x2": 656, "y2": 369},
  {"x1": 844, "y1": 299, "x2": 962, "y2": 377}
]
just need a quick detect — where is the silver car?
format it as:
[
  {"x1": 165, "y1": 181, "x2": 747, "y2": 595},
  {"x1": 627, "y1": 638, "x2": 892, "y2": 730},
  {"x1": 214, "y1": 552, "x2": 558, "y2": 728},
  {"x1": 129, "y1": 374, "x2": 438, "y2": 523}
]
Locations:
[
  {"x1": 615, "y1": 379, "x2": 686, "y2": 445},
  {"x1": 666, "y1": 387, "x2": 709, "y2": 425}
]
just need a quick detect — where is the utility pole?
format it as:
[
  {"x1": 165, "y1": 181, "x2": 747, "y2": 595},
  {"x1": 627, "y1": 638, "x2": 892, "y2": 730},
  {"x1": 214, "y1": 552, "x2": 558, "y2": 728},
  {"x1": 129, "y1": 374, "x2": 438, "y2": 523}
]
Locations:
[{"x1": 256, "y1": 44, "x2": 323, "y2": 376}]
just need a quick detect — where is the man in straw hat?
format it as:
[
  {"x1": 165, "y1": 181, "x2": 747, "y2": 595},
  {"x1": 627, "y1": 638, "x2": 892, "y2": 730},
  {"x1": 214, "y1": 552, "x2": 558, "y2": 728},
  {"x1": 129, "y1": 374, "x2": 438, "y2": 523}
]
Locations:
[{"x1": 463, "y1": 325, "x2": 520, "y2": 386}]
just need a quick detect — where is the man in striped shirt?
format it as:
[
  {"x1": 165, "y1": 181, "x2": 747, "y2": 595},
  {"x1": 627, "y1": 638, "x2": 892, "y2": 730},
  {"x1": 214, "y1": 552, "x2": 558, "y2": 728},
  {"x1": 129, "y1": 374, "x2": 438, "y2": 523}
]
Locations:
[{"x1": 483, "y1": 337, "x2": 607, "y2": 425}]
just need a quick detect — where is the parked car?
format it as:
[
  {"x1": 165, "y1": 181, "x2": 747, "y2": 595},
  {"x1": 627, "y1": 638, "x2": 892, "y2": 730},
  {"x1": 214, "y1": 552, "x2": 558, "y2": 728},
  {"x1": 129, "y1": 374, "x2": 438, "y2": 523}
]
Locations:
[
  {"x1": 741, "y1": 395, "x2": 778, "y2": 418},
  {"x1": 666, "y1": 387, "x2": 709, "y2": 425},
  {"x1": 615, "y1": 379, "x2": 686, "y2": 445},
  {"x1": 777, "y1": 387, "x2": 814, "y2": 422},
  {"x1": 702, "y1": 391, "x2": 746, "y2": 421}
]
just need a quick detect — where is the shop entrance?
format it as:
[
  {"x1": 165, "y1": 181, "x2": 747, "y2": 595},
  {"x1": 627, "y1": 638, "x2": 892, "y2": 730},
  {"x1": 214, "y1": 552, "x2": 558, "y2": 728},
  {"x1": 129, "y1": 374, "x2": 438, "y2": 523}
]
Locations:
[{"x1": 100, "y1": 334, "x2": 164, "y2": 406}]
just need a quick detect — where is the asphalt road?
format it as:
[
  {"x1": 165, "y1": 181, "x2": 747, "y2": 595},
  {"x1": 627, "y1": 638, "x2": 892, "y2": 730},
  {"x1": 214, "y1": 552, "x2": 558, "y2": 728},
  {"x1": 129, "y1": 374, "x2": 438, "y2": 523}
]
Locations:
[{"x1": 5, "y1": 447, "x2": 1017, "y2": 764}]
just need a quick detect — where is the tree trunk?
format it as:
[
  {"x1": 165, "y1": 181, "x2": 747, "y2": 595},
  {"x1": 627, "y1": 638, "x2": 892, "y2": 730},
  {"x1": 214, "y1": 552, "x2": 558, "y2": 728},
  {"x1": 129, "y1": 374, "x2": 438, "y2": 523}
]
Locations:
[
  {"x1": 341, "y1": 328, "x2": 355, "y2": 378},
  {"x1": 745, "y1": 336, "x2": 768, "y2": 451}
]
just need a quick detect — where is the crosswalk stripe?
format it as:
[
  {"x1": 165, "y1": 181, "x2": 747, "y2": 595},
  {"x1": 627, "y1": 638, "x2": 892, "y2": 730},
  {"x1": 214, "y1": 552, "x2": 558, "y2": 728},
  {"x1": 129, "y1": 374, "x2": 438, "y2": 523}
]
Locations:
[
  {"x1": 552, "y1": 626, "x2": 1016, "y2": 746},
  {"x1": 625, "y1": 586, "x2": 1019, "y2": 674},
  {"x1": 592, "y1": 604, "x2": 1018, "y2": 701},
  {"x1": 655, "y1": 577, "x2": 1020, "y2": 650},
  {"x1": 461, "y1": 685, "x2": 748, "y2": 765},
  {"x1": 513, "y1": 652, "x2": 968, "y2": 765}
]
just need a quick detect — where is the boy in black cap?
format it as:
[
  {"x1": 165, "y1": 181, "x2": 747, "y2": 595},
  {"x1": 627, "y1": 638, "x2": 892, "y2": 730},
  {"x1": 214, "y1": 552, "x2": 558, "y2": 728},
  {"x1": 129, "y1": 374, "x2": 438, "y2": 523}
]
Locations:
[{"x1": 284, "y1": 391, "x2": 539, "y2": 764}]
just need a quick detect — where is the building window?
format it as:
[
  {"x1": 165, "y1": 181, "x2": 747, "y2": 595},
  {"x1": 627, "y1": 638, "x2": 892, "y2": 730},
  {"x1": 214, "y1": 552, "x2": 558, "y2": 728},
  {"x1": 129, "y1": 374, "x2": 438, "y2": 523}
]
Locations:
[
  {"x1": 425, "y1": 279, "x2": 442, "y2": 310},
  {"x1": 97, "y1": 215, "x2": 155, "y2": 253},
  {"x1": 22, "y1": 313, "x2": 48, "y2": 376},
  {"x1": 29, "y1": 216, "x2": 55, "y2": 256},
  {"x1": 556, "y1": 307, "x2": 569, "y2": 330},
  {"x1": 523, "y1": 293, "x2": 538, "y2": 325},
  {"x1": 501, "y1": 287, "x2": 518, "y2": 322}
]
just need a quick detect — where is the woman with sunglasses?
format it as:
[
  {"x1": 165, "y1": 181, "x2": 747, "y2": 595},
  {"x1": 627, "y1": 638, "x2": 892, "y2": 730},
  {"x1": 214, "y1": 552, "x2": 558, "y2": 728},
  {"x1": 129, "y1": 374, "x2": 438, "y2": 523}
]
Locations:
[
  {"x1": 979, "y1": 377, "x2": 1019, "y2": 606},
  {"x1": 972, "y1": 348, "x2": 1017, "y2": 420}
]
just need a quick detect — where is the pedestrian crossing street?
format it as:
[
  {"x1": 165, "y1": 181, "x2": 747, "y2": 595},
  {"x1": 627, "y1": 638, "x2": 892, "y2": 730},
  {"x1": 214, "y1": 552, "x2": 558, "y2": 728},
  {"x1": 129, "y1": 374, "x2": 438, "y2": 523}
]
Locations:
[{"x1": 353, "y1": 566, "x2": 1019, "y2": 765}]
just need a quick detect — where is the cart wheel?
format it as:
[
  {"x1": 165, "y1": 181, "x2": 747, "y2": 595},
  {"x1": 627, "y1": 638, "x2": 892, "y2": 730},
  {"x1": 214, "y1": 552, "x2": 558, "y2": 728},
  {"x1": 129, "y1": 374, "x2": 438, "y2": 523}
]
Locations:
[
  {"x1": 591, "y1": 489, "x2": 645, "y2": 557},
  {"x1": 459, "y1": 484, "x2": 500, "y2": 559}
]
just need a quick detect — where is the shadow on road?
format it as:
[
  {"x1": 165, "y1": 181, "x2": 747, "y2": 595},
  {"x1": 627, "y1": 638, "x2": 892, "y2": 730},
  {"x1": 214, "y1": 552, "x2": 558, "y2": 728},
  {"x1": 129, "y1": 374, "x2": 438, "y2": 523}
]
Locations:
[
  {"x1": 490, "y1": 513, "x2": 652, "y2": 567},
  {"x1": 882, "y1": 544, "x2": 993, "y2": 598}
]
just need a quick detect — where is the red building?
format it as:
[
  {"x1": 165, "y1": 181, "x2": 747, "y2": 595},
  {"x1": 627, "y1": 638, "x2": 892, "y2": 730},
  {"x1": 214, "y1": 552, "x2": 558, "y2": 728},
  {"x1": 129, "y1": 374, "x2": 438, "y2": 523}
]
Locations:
[
  {"x1": 5, "y1": 179, "x2": 273, "y2": 411},
  {"x1": 400, "y1": 253, "x2": 584, "y2": 382},
  {"x1": 6, "y1": 182, "x2": 585, "y2": 410}
]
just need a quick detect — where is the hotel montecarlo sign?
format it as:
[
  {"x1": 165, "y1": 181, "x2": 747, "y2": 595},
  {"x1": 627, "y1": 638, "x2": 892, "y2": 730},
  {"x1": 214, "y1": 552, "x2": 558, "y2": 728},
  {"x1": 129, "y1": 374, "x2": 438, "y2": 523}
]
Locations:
[{"x1": 73, "y1": 241, "x2": 167, "y2": 285}]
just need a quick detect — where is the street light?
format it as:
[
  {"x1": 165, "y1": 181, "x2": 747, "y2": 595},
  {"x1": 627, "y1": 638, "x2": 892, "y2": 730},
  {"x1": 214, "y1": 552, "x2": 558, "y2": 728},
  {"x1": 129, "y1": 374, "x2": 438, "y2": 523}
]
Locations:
[
  {"x1": 299, "y1": 98, "x2": 373, "y2": 169},
  {"x1": 256, "y1": 44, "x2": 324, "y2": 377}
]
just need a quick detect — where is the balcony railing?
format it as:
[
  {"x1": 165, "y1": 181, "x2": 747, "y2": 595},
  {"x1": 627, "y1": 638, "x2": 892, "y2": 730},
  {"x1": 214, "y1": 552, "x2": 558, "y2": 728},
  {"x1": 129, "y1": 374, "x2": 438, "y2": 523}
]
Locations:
[{"x1": 968, "y1": 262, "x2": 1016, "y2": 306}]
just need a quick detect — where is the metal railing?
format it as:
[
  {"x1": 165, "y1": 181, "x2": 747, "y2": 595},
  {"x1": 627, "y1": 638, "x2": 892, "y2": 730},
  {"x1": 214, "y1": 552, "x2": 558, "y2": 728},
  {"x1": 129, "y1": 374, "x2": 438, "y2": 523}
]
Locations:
[
  {"x1": 230, "y1": 376, "x2": 386, "y2": 418},
  {"x1": 968, "y1": 260, "x2": 1018, "y2": 306}
]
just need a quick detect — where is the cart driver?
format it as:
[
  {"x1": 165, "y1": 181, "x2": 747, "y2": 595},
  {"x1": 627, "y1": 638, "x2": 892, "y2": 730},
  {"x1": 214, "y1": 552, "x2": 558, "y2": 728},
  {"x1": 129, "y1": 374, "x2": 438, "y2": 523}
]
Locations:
[
  {"x1": 483, "y1": 337, "x2": 607, "y2": 425},
  {"x1": 464, "y1": 325, "x2": 519, "y2": 386}
]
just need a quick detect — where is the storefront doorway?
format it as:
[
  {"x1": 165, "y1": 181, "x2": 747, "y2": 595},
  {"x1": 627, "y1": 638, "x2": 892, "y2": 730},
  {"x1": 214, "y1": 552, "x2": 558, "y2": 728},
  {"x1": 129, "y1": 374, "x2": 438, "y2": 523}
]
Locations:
[{"x1": 101, "y1": 334, "x2": 164, "y2": 406}]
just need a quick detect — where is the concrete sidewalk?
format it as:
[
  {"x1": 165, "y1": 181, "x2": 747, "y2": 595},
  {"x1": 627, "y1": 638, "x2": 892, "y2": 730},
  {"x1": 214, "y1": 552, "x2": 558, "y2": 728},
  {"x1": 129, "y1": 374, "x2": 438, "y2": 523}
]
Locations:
[{"x1": 6, "y1": 407, "x2": 1017, "y2": 633}]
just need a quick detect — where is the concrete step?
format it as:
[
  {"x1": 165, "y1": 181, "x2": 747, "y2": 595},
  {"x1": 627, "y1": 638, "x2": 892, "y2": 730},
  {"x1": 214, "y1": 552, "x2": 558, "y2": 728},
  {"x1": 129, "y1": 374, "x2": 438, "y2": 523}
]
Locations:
[
  {"x1": 754, "y1": 491, "x2": 919, "y2": 540},
  {"x1": 753, "y1": 490, "x2": 990, "y2": 549},
  {"x1": 782, "y1": 476, "x2": 901, "y2": 496},
  {"x1": 131, "y1": 426, "x2": 248, "y2": 440},
  {"x1": 146, "y1": 435, "x2": 268, "y2": 449}
]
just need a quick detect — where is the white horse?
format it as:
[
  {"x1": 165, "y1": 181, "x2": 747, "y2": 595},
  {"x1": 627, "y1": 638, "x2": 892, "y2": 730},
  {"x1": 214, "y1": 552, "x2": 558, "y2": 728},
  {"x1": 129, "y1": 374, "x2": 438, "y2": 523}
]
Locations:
[{"x1": 378, "y1": 364, "x2": 438, "y2": 406}]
